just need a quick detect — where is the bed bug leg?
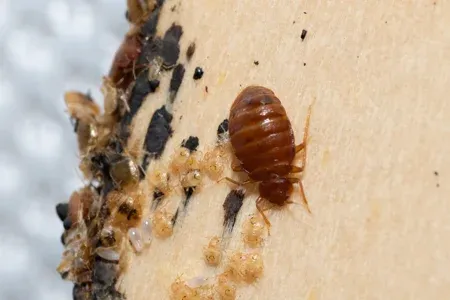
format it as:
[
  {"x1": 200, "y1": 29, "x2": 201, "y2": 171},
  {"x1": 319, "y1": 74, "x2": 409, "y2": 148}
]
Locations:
[
  {"x1": 287, "y1": 177, "x2": 311, "y2": 214},
  {"x1": 295, "y1": 103, "x2": 313, "y2": 169},
  {"x1": 256, "y1": 197, "x2": 271, "y2": 236},
  {"x1": 290, "y1": 165, "x2": 304, "y2": 173},
  {"x1": 217, "y1": 177, "x2": 252, "y2": 186}
]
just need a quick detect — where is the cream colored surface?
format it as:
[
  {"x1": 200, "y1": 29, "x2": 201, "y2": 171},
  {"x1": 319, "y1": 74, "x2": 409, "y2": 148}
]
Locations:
[{"x1": 123, "y1": 1, "x2": 450, "y2": 299}]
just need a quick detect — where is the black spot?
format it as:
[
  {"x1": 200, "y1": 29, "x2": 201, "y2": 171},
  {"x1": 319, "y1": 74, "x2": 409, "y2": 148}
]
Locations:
[
  {"x1": 183, "y1": 187, "x2": 196, "y2": 208},
  {"x1": 303, "y1": 62, "x2": 306, "y2": 66},
  {"x1": 149, "y1": 79, "x2": 160, "y2": 92},
  {"x1": 152, "y1": 189, "x2": 165, "y2": 209},
  {"x1": 303, "y1": 11, "x2": 307, "y2": 14},
  {"x1": 301, "y1": 29, "x2": 308, "y2": 41},
  {"x1": 92, "y1": 256, "x2": 119, "y2": 286},
  {"x1": 186, "y1": 42, "x2": 196, "y2": 61},
  {"x1": 92, "y1": 256, "x2": 125, "y2": 300},
  {"x1": 119, "y1": 70, "x2": 153, "y2": 139},
  {"x1": 171, "y1": 5, "x2": 176, "y2": 11},
  {"x1": 73, "y1": 283, "x2": 92, "y2": 300},
  {"x1": 140, "y1": 7, "x2": 162, "y2": 37},
  {"x1": 161, "y1": 24, "x2": 183, "y2": 69},
  {"x1": 193, "y1": 67, "x2": 204, "y2": 80},
  {"x1": 70, "y1": 118, "x2": 79, "y2": 133},
  {"x1": 60, "y1": 233, "x2": 65, "y2": 245},
  {"x1": 434, "y1": 171, "x2": 439, "y2": 176},
  {"x1": 217, "y1": 119, "x2": 229, "y2": 141},
  {"x1": 169, "y1": 63, "x2": 185, "y2": 103},
  {"x1": 125, "y1": 10, "x2": 130, "y2": 22},
  {"x1": 56, "y1": 203, "x2": 69, "y2": 222},
  {"x1": 223, "y1": 189, "x2": 245, "y2": 231},
  {"x1": 63, "y1": 217, "x2": 72, "y2": 230},
  {"x1": 171, "y1": 208, "x2": 179, "y2": 225},
  {"x1": 205, "y1": 86, "x2": 209, "y2": 93},
  {"x1": 293, "y1": 20, "x2": 296, "y2": 24},
  {"x1": 181, "y1": 136, "x2": 199, "y2": 152},
  {"x1": 253, "y1": 61, "x2": 259, "y2": 66},
  {"x1": 142, "y1": 106, "x2": 173, "y2": 165}
]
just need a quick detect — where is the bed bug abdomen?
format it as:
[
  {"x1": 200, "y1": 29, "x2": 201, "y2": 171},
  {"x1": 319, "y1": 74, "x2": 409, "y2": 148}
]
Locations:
[{"x1": 229, "y1": 86, "x2": 295, "y2": 181}]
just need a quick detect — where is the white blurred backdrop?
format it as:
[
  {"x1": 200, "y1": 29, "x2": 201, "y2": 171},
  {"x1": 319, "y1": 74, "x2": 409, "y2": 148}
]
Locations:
[{"x1": 0, "y1": 0, "x2": 128, "y2": 299}]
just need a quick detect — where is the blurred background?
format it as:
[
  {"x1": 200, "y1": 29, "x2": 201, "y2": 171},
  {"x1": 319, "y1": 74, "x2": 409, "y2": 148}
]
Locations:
[{"x1": 0, "y1": 0, "x2": 128, "y2": 298}]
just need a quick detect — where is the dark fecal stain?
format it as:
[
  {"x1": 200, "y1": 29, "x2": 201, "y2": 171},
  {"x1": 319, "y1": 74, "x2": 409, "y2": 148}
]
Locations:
[
  {"x1": 223, "y1": 189, "x2": 245, "y2": 231},
  {"x1": 142, "y1": 106, "x2": 173, "y2": 166},
  {"x1": 186, "y1": 42, "x2": 196, "y2": 61},
  {"x1": 304, "y1": 11, "x2": 307, "y2": 14},
  {"x1": 181, "y1": 136, "x2": 199, "y2": 152},
  {"x1": 171, "y1": 5, "x2": 176, "y2": 11},
  {"x1": 60, "y1": 233, "x2": 65, "y2": 245},
  {"x1": 149, "y1": 79, "x2": 160, "y2": 92},
  {"x1": 90, "y1": 153, "x2": 115, "y2": 196},
  {"x1": 125, "y1": 10, "x2": 130, "y2": 22},
  {"x1": 205, "y1": 86, "x2": 209, "y2": 93},
  {"x1": 119, "y1": 70, "x2": 152, "y2": 140},
  {"x1": 301, "y1": 29, "x2": 308, "y2": 41},
  {"x1": 140, "y1": 7, "x2": 162, "y2": 37},
  {"x1": 152, "y1": 189, "x2": 165, "y2": 209},
  {"x1": 161, "y1": 24, "x2": 183, "y2": 69},
  {"x1": 92, "y1": 257, "x2": 125, "y2": 300},
  {"x1": 434, "y1": 171, "x2": 439, "y2": 176},
  {"x1": 183, "y1": 186, "x2": 196, "y2": 208},
  {"x1": 437, "y1": 183, "x2": 440, "y2": 188},
  {"x1": 73, "y1": 283, "x2": 92, "y2": 300},
  {"x1": 63, "y1": 217, "x2": 72, "y2": 230},
  {"x1": 56, "y1": 203, "x2": 69, "y2": 221},
  {"x1": 193, "y1": 67, "x2": 204, "y2": 80},
  {"x1": 217, "y1": 119, "x2": 229, "y2": 141},
  {"x1": 169, "y1": 63, "x2": 185, "y2": 103},
  {"x1": 171, "y1": 208, "x2": 179, "y2": 225},
  {"x1": 254, "y1": 61, "x2": 259, "y2": 66},
  {"x1": 293, "y1": 20, "x2": 296, "y2": 24},
  {"x1": 303, "y1": 62, "x2": 306, "y2": 66}
]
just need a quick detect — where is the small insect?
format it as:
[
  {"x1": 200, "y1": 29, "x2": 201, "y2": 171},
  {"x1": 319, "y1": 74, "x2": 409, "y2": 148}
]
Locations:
[
  {"x1": 126, "y1": 0, "x2": 155, "y2": 25},
  {"x1": 152, "y1": 209, "x2": 174, "y2": 239},
  {"x1": 181, "y1": 169, "x2": 202, "y2": 189},
  {"x1": 203, "y1": 236, "x2": 222, "y2": 266},
  {"x1": 226, "y1": 251, "x2": 264, "y2": 283},
  {"x1": 109, "y1": 29, "x2": 142, "y2": 90},
  {"x1": 171, "y1": 276, "x2": 214, "y2": 300},
  {"x1": 67, "y1": 186, "x2": 97, "y2": 227},
  {"x1": 109, "y1": 155, "x2": 140, "y2": 188},
  {"x1": 96, "y1": 224, "x2": 125, "y2": 262},
  {"x1": 242, "y1": 214, "x2": 265, "y2": 248},
  {"x1": 224, "y1": 85, "x2": 313, "y2": 230},
  {"x1": 106, "y1": 189, "x2": 143, "y2": 230},
  {"x1": 216, "y1": 272, "x2": 236, "y2": 300},
  {"x1": 64, "y1": 91, "x2": 100, "y2": 124},
  {"x1": 148, "y1": 166, "x2": 172, "y2": 196},
  {"x1": 201, "y1": 146, "x2": 228, "y2": 181},
  {"x1": 170, "y1": 147, "x2": 201, "y2": 175}
]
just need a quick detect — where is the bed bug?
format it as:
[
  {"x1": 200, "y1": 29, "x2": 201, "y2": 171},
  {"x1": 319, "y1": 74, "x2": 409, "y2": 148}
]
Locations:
[
  {"x1": 109, "y1": 29, "x2": 143, "y2": 90},
  {"x1": 223, "y1": 86, "x2": 312, "y2": 230}
]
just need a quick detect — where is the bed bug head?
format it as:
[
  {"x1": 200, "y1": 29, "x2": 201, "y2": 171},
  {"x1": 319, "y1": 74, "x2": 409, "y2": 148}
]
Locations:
[{"x1": 258, "y1": 176, "x2": 293, "y2": 206}]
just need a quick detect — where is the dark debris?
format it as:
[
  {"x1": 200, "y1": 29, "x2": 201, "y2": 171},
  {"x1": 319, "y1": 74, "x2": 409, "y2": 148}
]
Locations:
[
  {"x1": 181, "y1": 136, "x2": 199, "y2": 152},
  {"x1": 223, "y1": 189, "x2": 245, "y2": 231}
]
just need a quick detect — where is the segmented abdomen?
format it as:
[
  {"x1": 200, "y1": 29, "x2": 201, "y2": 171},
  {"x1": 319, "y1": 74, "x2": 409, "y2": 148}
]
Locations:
[{"x1": 229, "y1": 86, "x2": 295, "y2": 181}]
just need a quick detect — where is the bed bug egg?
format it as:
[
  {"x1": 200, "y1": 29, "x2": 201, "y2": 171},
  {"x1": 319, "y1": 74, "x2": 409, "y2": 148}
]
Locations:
[
  {"x1": 203, "y1": 236, "x2": 222, "y2": 266},
  {"x1": 140, "y1": 218, "x2": 152, "y2": 245},
  {"x1": 242, "y1": 214, "x2": 266, "y2": 248},
  {"x1": 216, "y1": 273, "x2": 236, "y2": 300},
  {"x1": 152, "y1": 209, "x2": 174, "y2": 239},
  {"x1": 128, "y1": 227, "x2": 144, "y2": 253}
]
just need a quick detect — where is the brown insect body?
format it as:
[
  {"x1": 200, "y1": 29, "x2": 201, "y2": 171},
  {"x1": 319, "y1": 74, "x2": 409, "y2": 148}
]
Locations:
[
  {"x1": 109, "y1": 31, "x2": 142, "y2": 89},
  {"x1": 228, "y1": 86, "x2": 311, "y2": 227}
]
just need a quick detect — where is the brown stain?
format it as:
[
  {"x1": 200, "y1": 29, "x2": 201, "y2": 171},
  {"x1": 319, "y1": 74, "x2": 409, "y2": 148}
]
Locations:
[{"x1": 217, "y1": 72, "x2": 227, "y2": 85}]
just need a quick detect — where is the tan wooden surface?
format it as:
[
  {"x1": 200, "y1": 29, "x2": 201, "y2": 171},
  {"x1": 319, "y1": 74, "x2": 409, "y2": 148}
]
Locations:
[{"x1": 122, "y1": 1, "x2": 450, "y2": 299}]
